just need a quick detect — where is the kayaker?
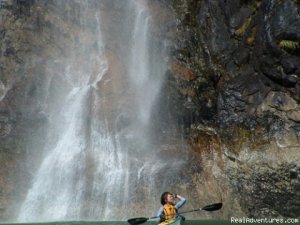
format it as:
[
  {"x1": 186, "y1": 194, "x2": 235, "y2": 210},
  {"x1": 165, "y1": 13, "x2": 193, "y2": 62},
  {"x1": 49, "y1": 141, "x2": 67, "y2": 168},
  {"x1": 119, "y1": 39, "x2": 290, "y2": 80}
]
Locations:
[{"x1": 157, "y1": 192, "x2": 186, "y2": 223}]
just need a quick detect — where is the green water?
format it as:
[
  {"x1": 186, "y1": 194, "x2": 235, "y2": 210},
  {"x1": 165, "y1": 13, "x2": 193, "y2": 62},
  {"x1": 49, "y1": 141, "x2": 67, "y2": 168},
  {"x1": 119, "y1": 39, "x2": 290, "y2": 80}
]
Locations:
[{"x1": 1, "y1": 220, "x2": 299, "y2": 225}]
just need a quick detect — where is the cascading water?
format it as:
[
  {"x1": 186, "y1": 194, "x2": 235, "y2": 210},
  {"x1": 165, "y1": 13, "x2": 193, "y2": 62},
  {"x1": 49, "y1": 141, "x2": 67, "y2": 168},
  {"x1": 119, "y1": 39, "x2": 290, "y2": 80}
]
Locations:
[
  {"x1": 17, "y1": 0, "x2": 184, "y2": 222},
  {"x1": 18, "y1": 0, "x2": 109, "y2": 221}
]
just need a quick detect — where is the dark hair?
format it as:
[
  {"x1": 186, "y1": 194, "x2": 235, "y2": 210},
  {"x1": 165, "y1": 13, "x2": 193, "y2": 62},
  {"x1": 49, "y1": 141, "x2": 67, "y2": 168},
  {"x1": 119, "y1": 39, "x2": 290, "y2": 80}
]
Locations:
[{"x1": 160, "y1": 192, "x2": 172, "y2": 205}]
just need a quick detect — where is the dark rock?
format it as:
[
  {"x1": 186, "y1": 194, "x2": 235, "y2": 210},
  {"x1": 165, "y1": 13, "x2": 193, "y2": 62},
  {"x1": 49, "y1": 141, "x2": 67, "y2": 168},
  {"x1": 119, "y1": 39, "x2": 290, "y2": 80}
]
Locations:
[
  {"x1": 233, "y1": 46, "x2": 250, "y2": 65},
  {"x1": 230, "y1": 164, "x2": 300, "y2": 218},
  {"x1": 16, "y1": 0, "x2": 34, "y2": 7},
  {"x1": 281, "y1": 57, "x2": 300, "y2": 74},
  {"x1": 285, "y1": 74, "x2": 299, "y2": 85},
  {"x1": 4, "y1": 47, "x2": 16, "y2": 57},
  {"x1": 290, "y1": 171, "x2": 299, "y2": 179},
  {"x1": 229, "y1": 7, "x2": 252, "y2": 30},
  {"x1": 269, "y1": 1, "x2": 300, "y2": 41},
  {"x1": 293, "y1": 184, "x2": 300, "y2": 191},
  {"x1": 0, "y1": 116, "x2": 11, "y2": 138}
]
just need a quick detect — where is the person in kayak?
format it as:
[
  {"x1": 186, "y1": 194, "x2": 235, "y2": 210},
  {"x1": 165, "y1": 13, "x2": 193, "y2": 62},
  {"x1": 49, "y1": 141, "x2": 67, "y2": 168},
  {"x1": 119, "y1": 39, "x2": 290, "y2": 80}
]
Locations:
[{"x1": 157, "y1": 192, "x2": 186, "y2": 223}]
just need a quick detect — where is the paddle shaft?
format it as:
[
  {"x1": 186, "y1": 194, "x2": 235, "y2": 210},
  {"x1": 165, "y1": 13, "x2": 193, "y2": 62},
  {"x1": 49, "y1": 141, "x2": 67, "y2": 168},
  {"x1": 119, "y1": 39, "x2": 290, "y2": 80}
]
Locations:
[{"x1": 179, "y1": 208, "x2": 203, "y2": 214}]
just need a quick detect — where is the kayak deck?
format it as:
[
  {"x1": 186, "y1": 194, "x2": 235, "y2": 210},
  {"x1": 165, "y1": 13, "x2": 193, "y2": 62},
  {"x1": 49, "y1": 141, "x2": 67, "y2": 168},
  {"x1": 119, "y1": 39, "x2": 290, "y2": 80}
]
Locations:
[{"x1": 158, "y1": 217, "x2": 184, "y2": 225}]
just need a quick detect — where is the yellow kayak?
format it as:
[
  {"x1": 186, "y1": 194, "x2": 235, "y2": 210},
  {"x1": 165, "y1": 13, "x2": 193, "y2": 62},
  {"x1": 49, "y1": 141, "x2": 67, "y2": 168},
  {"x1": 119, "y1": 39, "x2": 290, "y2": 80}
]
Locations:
[{"x1": 158, "y1": 217, "x2": 183, "y2": 225}]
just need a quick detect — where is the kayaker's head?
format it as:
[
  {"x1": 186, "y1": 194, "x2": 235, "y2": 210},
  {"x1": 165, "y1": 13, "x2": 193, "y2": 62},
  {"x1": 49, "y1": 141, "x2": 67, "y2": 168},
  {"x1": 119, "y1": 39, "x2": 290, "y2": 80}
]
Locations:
[{"x1": 160, "y1": 192, "x2": 174, "y2": 205}]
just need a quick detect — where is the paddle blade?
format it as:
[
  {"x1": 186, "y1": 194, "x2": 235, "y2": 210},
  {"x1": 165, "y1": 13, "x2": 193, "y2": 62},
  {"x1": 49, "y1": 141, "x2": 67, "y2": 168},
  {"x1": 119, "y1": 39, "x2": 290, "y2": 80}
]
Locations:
[
  {"x1": 127, "y1": 217, "x2": 149, "y2": 225},
  {"x1": 202, "y1": 203, "x2": 223, "y2": 211}
]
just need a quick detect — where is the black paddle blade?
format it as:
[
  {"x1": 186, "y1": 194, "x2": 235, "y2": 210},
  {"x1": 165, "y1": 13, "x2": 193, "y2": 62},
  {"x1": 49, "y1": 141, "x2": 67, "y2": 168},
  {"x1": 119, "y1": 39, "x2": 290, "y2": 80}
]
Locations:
[
  {"x1": 127, "y1": 217, "x2": 149, "y2": 225},
  {"x1": 202, "y1": 203, "x2": 223, "y2": 211}
]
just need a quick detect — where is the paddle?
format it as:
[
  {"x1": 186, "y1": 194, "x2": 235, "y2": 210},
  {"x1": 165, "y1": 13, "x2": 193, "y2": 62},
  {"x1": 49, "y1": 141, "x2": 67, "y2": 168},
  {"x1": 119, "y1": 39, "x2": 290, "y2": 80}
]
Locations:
[{"x1": 127, "y1": 202, "x2": 223, "y2": 225}]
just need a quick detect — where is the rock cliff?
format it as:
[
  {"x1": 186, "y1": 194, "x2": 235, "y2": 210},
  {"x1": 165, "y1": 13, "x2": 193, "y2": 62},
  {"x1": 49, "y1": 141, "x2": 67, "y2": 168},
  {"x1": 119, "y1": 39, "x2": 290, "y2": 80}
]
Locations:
[{"x1": 159, "y1": 0, "x2": 300, "y2": 219}]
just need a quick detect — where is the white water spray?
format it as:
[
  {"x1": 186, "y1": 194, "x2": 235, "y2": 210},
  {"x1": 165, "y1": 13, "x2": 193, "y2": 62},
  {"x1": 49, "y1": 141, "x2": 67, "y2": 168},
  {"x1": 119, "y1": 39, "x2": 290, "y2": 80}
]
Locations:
[{"x1": 18, "y1": 0, "x2": 177, "y2": 222}]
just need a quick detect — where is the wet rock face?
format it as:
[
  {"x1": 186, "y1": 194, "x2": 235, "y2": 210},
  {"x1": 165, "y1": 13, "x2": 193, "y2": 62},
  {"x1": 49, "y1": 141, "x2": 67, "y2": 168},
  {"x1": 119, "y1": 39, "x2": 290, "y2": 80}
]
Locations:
[
  {"x1": 253, "y1": 0, "x2": 300, "y2": 97},
  {"x1": 241, "y1": 166, "x2": 300, "y2": 218},
  {"x1": 165, "y1": 0, "x2": 300, "y2": 129},
  {"x1": 162, "y1": 0, "x2": 300, "y2": 219}
]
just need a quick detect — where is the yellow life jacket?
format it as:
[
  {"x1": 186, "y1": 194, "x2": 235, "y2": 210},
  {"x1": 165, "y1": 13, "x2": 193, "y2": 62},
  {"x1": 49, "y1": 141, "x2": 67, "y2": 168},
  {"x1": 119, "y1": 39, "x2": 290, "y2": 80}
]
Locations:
[{"x1": 161, "y1": 204, "x2": 177, "y2": 222}]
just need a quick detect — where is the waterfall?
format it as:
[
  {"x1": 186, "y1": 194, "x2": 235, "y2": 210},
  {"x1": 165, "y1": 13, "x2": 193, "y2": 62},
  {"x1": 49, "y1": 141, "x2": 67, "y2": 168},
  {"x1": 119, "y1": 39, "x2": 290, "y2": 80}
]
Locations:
[
  {"x1": 17, "y1": 0, "x2": 108, "y2": 221},
  {"x1": 17, "y1": 0, "x2": 178, "y2": 222}
]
